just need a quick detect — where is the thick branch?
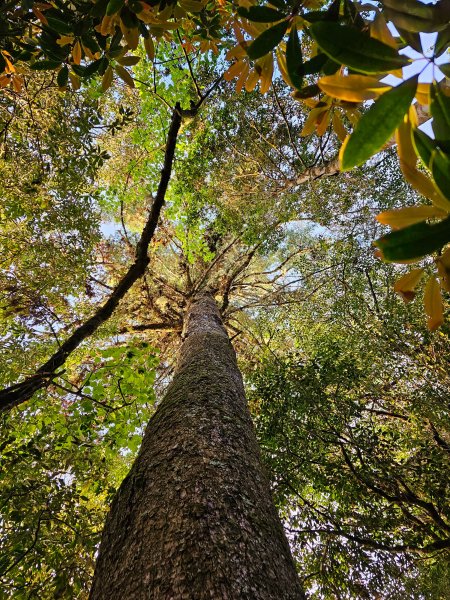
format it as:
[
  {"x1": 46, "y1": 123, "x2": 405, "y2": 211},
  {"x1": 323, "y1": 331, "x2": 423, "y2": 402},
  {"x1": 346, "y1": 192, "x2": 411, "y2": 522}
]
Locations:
[{"x1": 0, "y1": 105, "x2": 183, "y2": 413}]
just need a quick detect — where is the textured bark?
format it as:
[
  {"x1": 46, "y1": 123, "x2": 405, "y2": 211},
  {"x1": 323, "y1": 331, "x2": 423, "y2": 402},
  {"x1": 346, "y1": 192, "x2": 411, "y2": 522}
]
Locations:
[{"x1": 90, "y1": 293, "x2": 304, "y2": 599}]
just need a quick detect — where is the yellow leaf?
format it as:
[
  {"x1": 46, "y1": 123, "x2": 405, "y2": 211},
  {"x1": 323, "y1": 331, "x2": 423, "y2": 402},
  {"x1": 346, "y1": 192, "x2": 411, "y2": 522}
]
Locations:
[
  {"x1": 120, "y1": 22, "x2": 139, "y2": 50},
  {"x1": 343, "y1": 107, "x2": 360, "y2": 126},
  {"x1": 424, "y1": 276, "x2": 444, "y2": 331},
  {"x1": 144, "y1": 36, "x2": 155, "y2": 60},
  {"x1": 57, "y1": 35, "x2": 75, "y2": 47},
  {"x1": 101, "y1": 66, "x2": 113, "y2": 92},
  {"x1": 117, "y1": 55, "x2": 141, "y2": 66},
  {"x1": 84, "y1": 46, "x2": 101, "y2": 61},
  {"x1": 115, "y1": 65, "x2": 135, "y2": 88},
  {"x1": 398, "y1": 161, "x2": 450, "y2": 211},
  {"x1": 69, "y1": 71, "x2": 80, "y2": 90},
  {"x1": 72, "y1": 40, "x2": 82, "y2": 65},
  {"x1": 394, "y1": 268, "x2": 424, "y2": 302},
  {"x1": 100, "y1": 15, "x2": 114, "y2": 36},
  {"x1": 226, "y1": 44, "x2": 247, "y2": 60},
  {"x1": 157, "y1": 4, "x2": 173, "y2": 19},
  {"x1": 12, "y1": 75, "x2": 23, "y2": 93},
  {"x1": 316, "y1": 108, "x2": 331, "y2": 136},
  {"x1": 317, "y1": 74, "x2": 390, "y2": 102},
  {"x1": 245, "y1": 68, "x2": 260, "y2": 92},
  {"x1": 370, "y1": 13, "x2": 397, "y2": 49},
  {"x1": 224, "y1": 60, "x2": 245, "y2": 81},
  {"x1": 276, "y1": 49, "x2": 293, "y2": 87},
  {"x1": 32, "y1": 7, "x2": 48, "y2": 25},
  {"x1": 259, "y1": 53, "x2": 273, "y2": 94},
  {"x1": 236, "y1": 61, "x2": 250, "y2": 93},
  {"x1": 332, "y1": 112, "x2": 347, "y2": 142},
  {"x1": 415, "y1": 83, "x2": 430, "y2": 106},
  {"x1": 436, "y1": 249, "x2": 450, "y2": 292},
  {"x1": 2, "y1": 53, "x2": 15, "y2": 74},
  {"x1": 173, "y1": 5, "x2": 186, "y2": 18},
  {"x1": 301, "y1": 107, "x2": 327, "y2": 136},
  {"x1": 179, "y1": 0, "x2": 205, "y2": 12},
  {"x1": 377, "y1": 205, "x2": 447, "y2": 229},
  {"x1": 292, "y1": 94, "x2": 320, "y2": 107},
  {"x1": 395, "y1": 112, "x2": 416, "y2": 168}
]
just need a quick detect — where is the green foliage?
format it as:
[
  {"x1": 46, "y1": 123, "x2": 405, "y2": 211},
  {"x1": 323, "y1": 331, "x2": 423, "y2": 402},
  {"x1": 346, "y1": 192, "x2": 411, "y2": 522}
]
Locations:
[
  {"x1": 309, "y1": 21, "x2": 409, "y2": 74},
  {"x1": 0, "y1": 344, "x2": 158, "y2": 597},
  {"x1": 340, "y1": 77, "x2": 418, "y2": 170},
  {"x1": 246, "y1": 244, "x2": 450, "y2": 598}
]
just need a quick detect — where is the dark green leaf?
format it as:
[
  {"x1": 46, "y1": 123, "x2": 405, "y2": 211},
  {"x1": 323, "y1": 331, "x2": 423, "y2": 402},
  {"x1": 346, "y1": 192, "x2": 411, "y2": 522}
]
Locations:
[
  {"x1": 292, "y1": 83, "x2": 320, "y2": 99},
  {"x1": 267, "y1": 0, "x2": 286, "y2": 8},
  {"x1": 343, "y1": 0, "x2": 364, "y2": 28},
  {"x1": 412, "y1": 128, "x2": 435, "y2": 168},
  {"x1": 106, "y1": 0, "x2": 125, "y2": 16},
  {"x1": 247, "y1": 20, "x2": 288, "y2": 60},
  {"x1": 431, "y1": 149, "x2": 450, "y2": 200},
  {"x1": 398, "y1": 27, "x2": 423, "y2": 51},
  {"x1": 300, "y1": 53, "x2": 328, "y2": 75},
  {"x1": 322, "y1": 57, "x2": 340, "y2": 75},
  {"x1": 439, "y1": 63, "x2": 450, "y2": 77},
  {"x1": 91, "y1": 0, "x2": 109, "y2": 17},
  {"x1": 309, "y1": 22, "x2": 409, "y2": 74},
  {"x1": 71, "y1": 60, "x2": 103, "y2": 78},
  {"x1": 81, "y1": 34, "x2": 101, "y2": 55},
  {"x1": 57, "y1": 64, "x2": 69, "y2": 87},
  {"x1": 375, "y1": 216, "x2": 450, "y2": 262},
  {"x1": 30, "y1": 59, "x2": 62, "y2": 70},
  {"x1": 128, "y1": 0, "x2": 145, "y2": 12},
  {"x1": 286, "y1": 25, "x2": 303, "y2": 89},
  {"x1": 326, "y1": 0, "x2": 341, "y2": 21},
  {"x1": 341, "y1": 77, "x2": 418, "y2": 170},
  {"x1": 120, "y1": 6, "x2": 139, "y2": 28},
  {"x1": 97, "y1": 55, "x2": 109, "y2": 75},
  {"x1": 303, "y1": 10, "x2": 329, "y2": 22},
  {"x1": 237, "y1": 6, "x2": 286, "y2": 22},
  {"x1": 435, "y1": 24, "x2": 450, "y2": 55},
  {"x1": 45, "y1": 17, "x2": 73, "y2": 36},
  {"x1": 431, "y1": 82, "x2": 450, "y2": 153}
]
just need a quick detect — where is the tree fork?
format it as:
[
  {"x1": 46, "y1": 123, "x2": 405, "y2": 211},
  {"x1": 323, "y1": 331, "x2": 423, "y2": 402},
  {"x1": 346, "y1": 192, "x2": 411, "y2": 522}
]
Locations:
[{"x1": 89, "y1": 293, "x2": 305, "y2": 599}]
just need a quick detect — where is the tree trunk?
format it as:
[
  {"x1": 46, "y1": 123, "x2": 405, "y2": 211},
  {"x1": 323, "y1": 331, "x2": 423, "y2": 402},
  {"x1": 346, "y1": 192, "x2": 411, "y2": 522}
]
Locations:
[{"x1": 89, "y1": 292, "x2": 304, "y2": 599}]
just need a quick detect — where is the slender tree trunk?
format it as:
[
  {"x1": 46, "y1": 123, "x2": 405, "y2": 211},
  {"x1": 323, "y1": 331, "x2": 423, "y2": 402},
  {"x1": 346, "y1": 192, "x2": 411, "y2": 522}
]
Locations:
[{"x1": 90, "y1": 292, "x2": 304, "y2": 599}]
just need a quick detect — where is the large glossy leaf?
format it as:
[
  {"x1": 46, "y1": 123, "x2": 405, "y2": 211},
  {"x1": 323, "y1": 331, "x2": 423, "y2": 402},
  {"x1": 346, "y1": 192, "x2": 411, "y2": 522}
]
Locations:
[
  {"x1": 286, "y1": 25, "x2": 303, "y2": 89},
  {"x1": 30, "y1": 59, "x2": 62, "y2": 70},
  {"x1": 375, "y1": 216, "x2": 450, "y2": 262},
  {"x1": 412, "y1": 127, "x2": 435, "y2": 167},
  {"x1": 340, "y1": 76, "x2": 418, "y2": 170},
  {"x1": 237, "y1": 6, "x2": 286, "y2": 22},
  {"x1": 46, "y1": 17, "x2": 74, "y2": 36},
  {"x1": 318, "y1": 74, "x2": 389, "y2": 102},
  {"x1": 383, "y1": 0, "x2": 450, "y2": 33},
  {"x1": 309, "y1": 22, "x2": 409, "y2": 74},
  {"x1": 247, "y1": 20, "x2": 289, "y2": 60},
  {"x1": 430, "y1": 83, "x2": 450, "y2": 152},
  {"x1": 431, "y1": 149, "x2": 450, "y2": 201}
]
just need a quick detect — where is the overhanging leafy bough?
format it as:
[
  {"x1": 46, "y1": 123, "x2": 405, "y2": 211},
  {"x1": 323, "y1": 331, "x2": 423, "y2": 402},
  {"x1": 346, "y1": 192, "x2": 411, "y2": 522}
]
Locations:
[{"x1": 1, "y1": 0, "x2": 449, "y2": 330}]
